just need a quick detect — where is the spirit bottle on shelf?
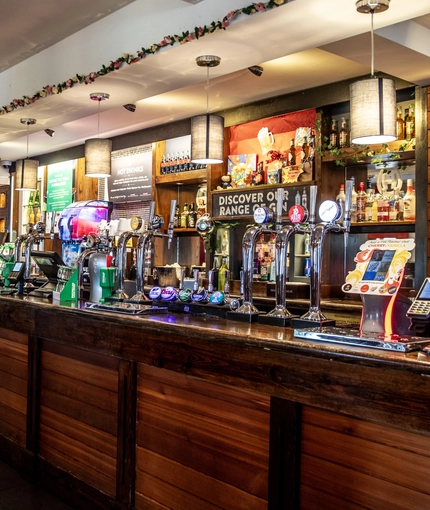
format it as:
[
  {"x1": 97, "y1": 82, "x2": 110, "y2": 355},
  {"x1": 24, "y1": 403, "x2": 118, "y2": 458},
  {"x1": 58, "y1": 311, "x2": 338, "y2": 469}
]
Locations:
[
  {"x1": 403, "y1": 179, "x2": 416, "y2": 221},
  {"x1": 396, "y1": 106, "x2": 405, "y2": 140},
  {"x1": 339, "y1": 117, "x2": 349, "y2": 148},
  {"x1": 406, "y1": 105, "x2": 415, "y2": 140},
  {"x1": 356, "y1": 181, "x2": 367, "y2": 222},
  {"x1": 180, "y1": 203, "x2": 189, "y2": 228},
  {"x1": 301, "y1": 136, "x2": 309, "y2": 162},
  {"x1": 329, "y1": 118, "x2": 338, "y2": 149},
  {"x1": 365, "y1": 179, "x2": 374, "y2": 222}
]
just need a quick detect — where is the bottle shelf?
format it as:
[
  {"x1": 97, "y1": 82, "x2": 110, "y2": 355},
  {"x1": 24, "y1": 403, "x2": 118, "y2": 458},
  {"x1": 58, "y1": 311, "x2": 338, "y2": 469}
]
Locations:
[
  {"x1": 155, "y1": 169, "x2": 208, "y2": 186},
  {"x1": 322, "y1": 147, "x2": 415, "y2": 164},
  {"x1": 350, "y1": 221, "x2": 414, "y2": 234},
  {"x1": 173, "y1": 228, "x2": 198, "y2": 235}
]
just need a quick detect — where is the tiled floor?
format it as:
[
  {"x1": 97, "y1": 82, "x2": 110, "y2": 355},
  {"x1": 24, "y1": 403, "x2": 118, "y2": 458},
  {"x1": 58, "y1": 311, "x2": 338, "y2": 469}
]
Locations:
[{"x1": 0, "y1": 459, "x2": 73, "y2": 510}]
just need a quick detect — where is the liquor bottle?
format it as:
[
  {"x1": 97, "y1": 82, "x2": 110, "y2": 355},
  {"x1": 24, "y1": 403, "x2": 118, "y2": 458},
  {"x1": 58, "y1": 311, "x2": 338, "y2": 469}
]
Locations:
[
  {"x1": 288, "y1": 138, "x2": 296, "y2": 166},
  {"x1": 173, "y1": 204, "x2": 180, "y2": 228},
  {"x1": 188, "y1": 202, "x2": 197, "y2": 228},
  {"x1": 396, "y1": 106, "x2": 405, "y2": 140},
  {"x1": 350, "y1": 177, "x2": 357, "y2": 222},
  {"x1": 301, "y1": 136, "x2": 309, "y2": 162},
  {"x1": 28, "y1": 191, "x2": 34, "y2": 208},
  {"x1": 180, "y1": 203, "x2": 189, "y2": 228},
  {"x1": 160, "y1": 154, "x2": 167, "y2": 175},
  {"x1": 339, "y1": 117, "x2": 349, "y2": 148},
  {"x1": 221, "y1": 230, "x2": 229, "y2": 256},
  {"x1": 34, "y1": 189, "x2": 40, "y2": 208},
  {"x1": 218, "y1": 257, "x2": 229, "y2": 292},
  {"x1": 372, "y1": 185, "x2": 380, "y2": 222},
  {"x1": 365, "y1": 179, "x2": 374, "y2": 222},
  {"x1": 356, "y1": 181, "x2": 366, "y2": 222},
  {"x1": 260, "y1": 251, "x2": 271, "y2": 281},
  {"x1": 406, "y1": 105, "x2": 415, "y2": 140},
  {"x1": 295, "y1": 191, "x2": 301, "y2": 206},
  {"x1": 403, "y1": 179, "x2": 416, "y2": 221},
  {"x1": 336, "y1": 183, "x2": 346, "y2": 214},
  {"x1": 396, "y1": 190, "x2": 404, "y2": 221},
  {"x1": 329, "y1": 119, "x2": 338, "y2": 149}
]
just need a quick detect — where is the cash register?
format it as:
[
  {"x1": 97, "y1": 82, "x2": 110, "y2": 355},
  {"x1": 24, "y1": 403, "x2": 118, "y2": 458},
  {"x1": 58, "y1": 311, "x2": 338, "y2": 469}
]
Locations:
[{"x1": 29, "y1": 251, "x2": 64, "y2": 298}]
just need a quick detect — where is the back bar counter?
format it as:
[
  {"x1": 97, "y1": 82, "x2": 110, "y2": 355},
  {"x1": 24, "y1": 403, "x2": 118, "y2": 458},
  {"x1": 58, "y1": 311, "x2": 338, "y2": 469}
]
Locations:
[{"x1": 1, "y1": 295, "x2": 430, "y2": 509}]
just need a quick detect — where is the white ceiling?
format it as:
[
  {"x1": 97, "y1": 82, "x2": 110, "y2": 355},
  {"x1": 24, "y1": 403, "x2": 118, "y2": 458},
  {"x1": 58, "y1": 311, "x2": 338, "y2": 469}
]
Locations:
[{"x1": 0, "y1": 0, "x2": 429, "y2": 172}]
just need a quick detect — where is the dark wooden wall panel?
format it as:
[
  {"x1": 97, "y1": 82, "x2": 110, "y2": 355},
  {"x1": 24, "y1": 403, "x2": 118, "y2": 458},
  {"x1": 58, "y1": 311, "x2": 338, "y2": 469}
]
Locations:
[
  {"x1": 135, "y1": 364, "x2": 270, "y2": 510},
  {"x1": 39, "y1": 350, "x2": 118, "y2": 497},
  {"x1": 300, "y1": 405, "x2": 430, "y2": 509},
  {"x1": 0, "y1": 329, "x2": 28, "y2": 446}
]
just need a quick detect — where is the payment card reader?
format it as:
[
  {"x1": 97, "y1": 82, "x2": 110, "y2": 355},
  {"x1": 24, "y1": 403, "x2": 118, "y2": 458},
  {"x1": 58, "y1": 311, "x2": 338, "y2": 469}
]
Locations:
[{"x1": 407, "y1": 278, "x2": 430, "y2": 337}]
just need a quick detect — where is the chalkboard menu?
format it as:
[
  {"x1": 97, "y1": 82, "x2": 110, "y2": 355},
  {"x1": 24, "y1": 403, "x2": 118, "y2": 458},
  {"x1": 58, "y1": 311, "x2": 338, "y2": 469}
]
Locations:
[{"x1": 108, "y1": 144, "x2": 152, "y2": 203}]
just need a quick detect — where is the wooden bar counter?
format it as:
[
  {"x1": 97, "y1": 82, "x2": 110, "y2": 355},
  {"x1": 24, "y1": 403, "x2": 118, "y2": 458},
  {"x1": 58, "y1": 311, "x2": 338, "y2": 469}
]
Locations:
[{"x1": 1, "y1": 295, "x2": 430, "y2": 509}]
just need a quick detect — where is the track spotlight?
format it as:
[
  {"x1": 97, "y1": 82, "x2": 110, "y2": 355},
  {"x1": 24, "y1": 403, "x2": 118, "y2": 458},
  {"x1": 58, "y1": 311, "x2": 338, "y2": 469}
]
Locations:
[
  {"x1": 123, "y1": 104, "x2": 136, "y2": 113},
  {"x1": 44, "y1": 129, "x2": 55, "y2": 137},
  {"x1": 248, "y1": 65, "x2": 264, "y2": 77}
]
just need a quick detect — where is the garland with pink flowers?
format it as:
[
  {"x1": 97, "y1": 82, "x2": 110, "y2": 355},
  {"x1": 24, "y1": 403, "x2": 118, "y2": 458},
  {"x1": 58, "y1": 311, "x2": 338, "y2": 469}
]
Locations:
[{"x1": 1, "y1": 0, "x2": 287, "y2": 116}]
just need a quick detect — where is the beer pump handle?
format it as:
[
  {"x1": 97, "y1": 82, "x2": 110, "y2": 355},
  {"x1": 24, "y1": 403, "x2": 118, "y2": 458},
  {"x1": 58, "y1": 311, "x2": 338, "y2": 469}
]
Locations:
[
  {"x1": 208, "y1": 270, "x2": 214, "y2": 293},
  {"x1": 343, "y1": 179, "x2": 353, "y2": 246},
  {"x1": 308, "y1": 185, "x2": 318, "y2": 227},
  {"x1": 148, "y1": 201, "x2": 156, "y2": 225},
  {"x1": 344, "y1": 180, "x2": 353, "y2": 225},
  {"x1": 276, "y1": 188, "x2": 284, "y2": 230},
  {"x1": 168, "y1": 199, "x2": 177, "y2": 248}
]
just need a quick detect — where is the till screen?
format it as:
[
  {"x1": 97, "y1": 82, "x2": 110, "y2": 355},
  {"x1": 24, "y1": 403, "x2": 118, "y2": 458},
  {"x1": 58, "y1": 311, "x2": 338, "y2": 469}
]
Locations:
[
  {"x1": 362, "y1": 250, "x2": 395, "y2": 282},
  {"x1": 417, "y1": 279, "x2": 430, "y2": 300},
  {"x1": 12, "y1": 262, "x2": 23, "y2": 272}
]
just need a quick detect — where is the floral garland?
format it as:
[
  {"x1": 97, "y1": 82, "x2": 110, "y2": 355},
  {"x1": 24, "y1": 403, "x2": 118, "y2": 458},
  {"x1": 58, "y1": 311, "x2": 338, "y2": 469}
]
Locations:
[{"x1": 1, "y1": 0, "x2": 286, "y2": 116}]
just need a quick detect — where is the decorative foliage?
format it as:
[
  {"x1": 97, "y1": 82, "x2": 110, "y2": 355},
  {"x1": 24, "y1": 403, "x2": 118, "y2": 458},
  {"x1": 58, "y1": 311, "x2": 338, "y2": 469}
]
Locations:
[{"x1": 0, "y1": 0, "x2": 287, "y2": 116}]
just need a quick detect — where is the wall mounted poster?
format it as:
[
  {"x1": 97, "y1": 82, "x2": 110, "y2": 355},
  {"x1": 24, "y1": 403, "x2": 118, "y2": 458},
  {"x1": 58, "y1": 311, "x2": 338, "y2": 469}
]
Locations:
[
  {"x1": 46, "y1": 161, "x2": 74, "y2": 213},
  {"x1": 108, "y1": 144, "x2": 152, "y2": 203}
]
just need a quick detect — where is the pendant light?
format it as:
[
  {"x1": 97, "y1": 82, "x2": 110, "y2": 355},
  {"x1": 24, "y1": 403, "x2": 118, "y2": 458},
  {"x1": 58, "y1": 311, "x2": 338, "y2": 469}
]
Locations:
[
  {"x1": 85, "y1": 92, "x2": 112, "y2": 177},
  {"x1": 15, "y1": 118, "x2": 38, "y2": 191},
  {"x1": 191, "y1": 55, "x2": 224, "y2": 165},
  {"x1": 350, "y1": 0, "x2": 396, "y2": 145}
]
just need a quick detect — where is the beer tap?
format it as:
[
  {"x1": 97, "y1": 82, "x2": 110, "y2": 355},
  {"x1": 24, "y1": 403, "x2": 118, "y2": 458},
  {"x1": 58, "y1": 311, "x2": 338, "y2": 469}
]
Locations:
[
  {"x1": 260, "y1": 186, "x2": 317, "y2": 326},
  {"x1": 22, "y1": 222, "x2": 45, "y2": 291},
  {"x1": 77, "y1": 234, "x2": 103, "y2": 300},
  {"x1": 292, "y1": 180, "x2": 352, "y2": 327},
  {"x1": 131, "y1": 202, "x2": 156, "y2": 302},
  {"x1": 228, "y1": 191, "x2": 283, "y2": 322},
  {"x1": 112, "y1": 216, "x2": 145, "y2": 300}
]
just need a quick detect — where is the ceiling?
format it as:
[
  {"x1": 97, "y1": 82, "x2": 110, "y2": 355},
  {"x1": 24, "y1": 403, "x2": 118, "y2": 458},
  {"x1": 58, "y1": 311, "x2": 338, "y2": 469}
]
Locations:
[{"x1": 0, "y1": 0, "x2": 429, "y2": 178}]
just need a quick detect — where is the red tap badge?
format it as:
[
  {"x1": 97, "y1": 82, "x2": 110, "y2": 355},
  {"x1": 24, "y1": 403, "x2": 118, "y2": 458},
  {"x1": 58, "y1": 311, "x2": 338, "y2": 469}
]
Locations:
[{"x1": 289, "y1": 205, "x2": 306, "y2": 225}]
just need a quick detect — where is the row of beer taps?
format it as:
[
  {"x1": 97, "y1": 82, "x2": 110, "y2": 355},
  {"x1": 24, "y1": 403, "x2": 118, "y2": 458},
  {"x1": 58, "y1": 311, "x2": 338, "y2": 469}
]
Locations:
[{"x1": 229, "y1": 181, "x2": 353, "y2": 325}]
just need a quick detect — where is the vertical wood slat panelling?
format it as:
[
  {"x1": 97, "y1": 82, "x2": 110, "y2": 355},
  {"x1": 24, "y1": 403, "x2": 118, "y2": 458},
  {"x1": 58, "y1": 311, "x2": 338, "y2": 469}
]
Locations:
[
  {"x1": 136, "y1": 364, "x2": 270, "y2": 510},
  {"x1": 427, "y1": 88, "x2": 430, "y2": 274},
  {"x1": 300, "y1": 405, "x2": 430, "y2": 509},
  {"x1": 0, "y1": 330, "x2": 28, "y2": 446},
  {"x1": 39, "y1": 350, "x2": 118, "y2": 497}
]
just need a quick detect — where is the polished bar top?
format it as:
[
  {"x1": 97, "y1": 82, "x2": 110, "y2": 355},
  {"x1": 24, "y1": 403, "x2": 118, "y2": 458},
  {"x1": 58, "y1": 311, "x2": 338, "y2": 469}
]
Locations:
[{"x1": 2, "y1": 294, "x2": 430, "y2": 435}]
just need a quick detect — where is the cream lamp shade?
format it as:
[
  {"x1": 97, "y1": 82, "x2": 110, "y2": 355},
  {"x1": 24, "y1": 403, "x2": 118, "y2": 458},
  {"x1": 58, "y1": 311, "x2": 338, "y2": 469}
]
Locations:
[
  {"x1": 15, "y1": 159, "x2": 38, "y2": 190},
  {"x1": 85, "y1": 92, "x2": 112, "y2": 177},
  {"x1": 350, "y1": 77, "x2": 396, "y2": 145},
  {"x1": 191, "y1": 114, "x2": 224, "y2": 164},
  {"x1": 350, "y1": 0, "x2": 396, "y2": 145},
  {"x1": 85, "y1": 138, "x2": 113, "y2": 177}
]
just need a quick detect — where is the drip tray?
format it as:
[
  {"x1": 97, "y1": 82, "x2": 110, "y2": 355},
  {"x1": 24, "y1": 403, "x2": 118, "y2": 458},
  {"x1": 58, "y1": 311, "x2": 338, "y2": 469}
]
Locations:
[
  {"x1": 84, "y1": 302, "x2": 168, "y2": 315},
  {"x1": 294, "y1": 326, "x2": 430, "y2": 353}
]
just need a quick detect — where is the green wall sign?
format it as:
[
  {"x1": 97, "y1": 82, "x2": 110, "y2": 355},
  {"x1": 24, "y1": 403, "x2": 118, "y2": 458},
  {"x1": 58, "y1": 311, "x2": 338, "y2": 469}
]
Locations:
[{"x1": 46, "y1": 162, "x2": 73, "y2": 212}]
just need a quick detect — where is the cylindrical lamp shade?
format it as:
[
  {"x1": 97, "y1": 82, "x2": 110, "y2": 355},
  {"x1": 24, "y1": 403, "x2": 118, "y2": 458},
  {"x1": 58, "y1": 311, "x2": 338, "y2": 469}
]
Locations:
[
  {"x1": 15, "y1": 159, "x2": 38, "y2": 190},
  {"x1": 85, "y1": 138, "x2": 112, "y2": 177},
  {"x1": 191, "y1": 114, "x2": 224, "y2": 164},
  {"x1": 350, "y1": 77, "x2": 397, "y2": 145}
]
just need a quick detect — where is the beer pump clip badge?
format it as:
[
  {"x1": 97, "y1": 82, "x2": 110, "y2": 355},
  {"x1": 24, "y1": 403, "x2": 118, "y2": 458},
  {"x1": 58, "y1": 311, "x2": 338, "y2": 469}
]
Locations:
[{"x1": 342, "y1": 238, "x2": 415, "y2": 296}]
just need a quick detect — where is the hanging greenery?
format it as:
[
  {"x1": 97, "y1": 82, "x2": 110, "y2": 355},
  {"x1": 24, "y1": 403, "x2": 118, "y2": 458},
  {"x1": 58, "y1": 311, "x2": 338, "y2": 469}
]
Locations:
[{"x1": 0, "y1": 0, "x2": 287, "y2": 116}]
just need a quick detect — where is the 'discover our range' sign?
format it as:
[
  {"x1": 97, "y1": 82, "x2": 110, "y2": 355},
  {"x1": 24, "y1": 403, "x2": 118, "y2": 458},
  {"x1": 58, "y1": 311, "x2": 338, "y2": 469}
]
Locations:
[
  {"x1": 212, "y1": 185, "x2": 309, "y2": 219},
  {"x1": 108, "y1": 145, "x2": 152, "y2": 203}
]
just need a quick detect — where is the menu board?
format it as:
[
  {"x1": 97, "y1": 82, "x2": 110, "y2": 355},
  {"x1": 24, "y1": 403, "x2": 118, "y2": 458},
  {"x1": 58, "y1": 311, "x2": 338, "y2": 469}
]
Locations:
[
  {"x1": 108, "y1": 144, "x2": 152, "y2": 203},
  {"x1": 46, "y1": 161, "x2": 74, "y2": 212}
]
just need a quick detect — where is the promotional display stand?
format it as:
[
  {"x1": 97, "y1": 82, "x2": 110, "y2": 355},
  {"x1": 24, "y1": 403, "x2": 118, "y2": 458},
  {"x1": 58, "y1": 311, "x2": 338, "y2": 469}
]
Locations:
[{"x1": 295, "y1": 238, "x2": 430, "y2": 352}]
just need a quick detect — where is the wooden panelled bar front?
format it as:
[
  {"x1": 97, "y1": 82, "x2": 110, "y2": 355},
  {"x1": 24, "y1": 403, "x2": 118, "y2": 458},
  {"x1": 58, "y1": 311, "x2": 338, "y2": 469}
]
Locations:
[{"x1": 1, "y1": 296, "x2": 430, "y2": 509}]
